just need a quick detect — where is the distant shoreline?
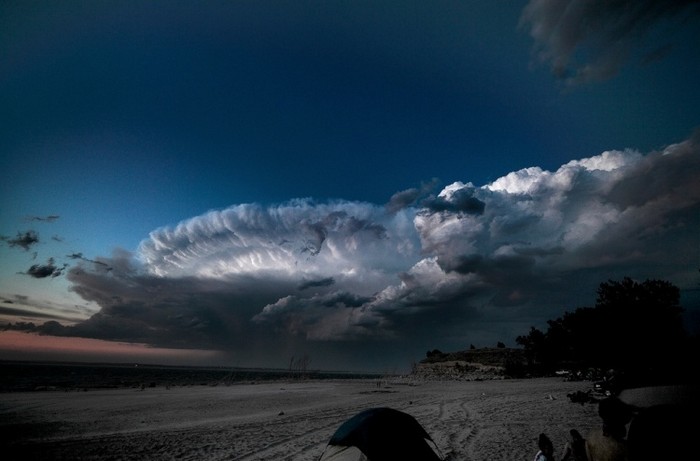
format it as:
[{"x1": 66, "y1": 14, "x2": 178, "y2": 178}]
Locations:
[{"x1": 0, "y1": 360, "x2": 384, "y2": 392}]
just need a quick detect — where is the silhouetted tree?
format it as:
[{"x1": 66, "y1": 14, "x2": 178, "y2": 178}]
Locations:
[
  {"x1": 594, "y1": 278, "x2": 684, "y2": 371},
  {"x1": 516, "y1": 326, "x2": 546, "y2": 368},
  {"x1": 425, "y1": 349, "x2": 444, "y2": 360},
  {"x1": 516, "y1": 277, "x2": 689, "y2": 383}
]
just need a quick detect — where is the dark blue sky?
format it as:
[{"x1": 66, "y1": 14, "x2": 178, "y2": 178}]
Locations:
[{"x1": 1, "y1": 1, "x2": 699, "y2": 370}]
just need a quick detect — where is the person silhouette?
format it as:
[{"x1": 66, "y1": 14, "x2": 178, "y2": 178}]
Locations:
[
  {"x1": 585, "y1": 397, "x2": 632, "y2": 461},
  {"x1": 561, "y1": 429, "x2": 587, "y2": 461},
  {"x1": 535, "y1": 433, "x2": 555, "y2": 461}
]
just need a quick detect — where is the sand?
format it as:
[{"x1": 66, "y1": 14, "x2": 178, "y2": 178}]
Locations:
[{"x1": 1, "y1": 377, "x2": 601, "y2": 461}]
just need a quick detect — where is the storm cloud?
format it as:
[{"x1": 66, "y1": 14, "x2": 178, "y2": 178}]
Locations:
[
  {"x1": 520, "y1": 0, "x2": 700, "y2": 84},
  {"x1": 53, "y1": 132, "x2": 700, "y2": 369}
]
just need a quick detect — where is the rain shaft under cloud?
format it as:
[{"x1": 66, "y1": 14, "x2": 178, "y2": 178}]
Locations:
[{"x1": 52, "y1": 132, "x2": 700, "y2": 370}]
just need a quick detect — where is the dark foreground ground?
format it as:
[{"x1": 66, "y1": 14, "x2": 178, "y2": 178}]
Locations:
[{"x1": 1, "y1": 377, "x2": 601, "y2": 461}]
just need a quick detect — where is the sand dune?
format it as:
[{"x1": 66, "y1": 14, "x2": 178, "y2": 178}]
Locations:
[{"x1": 1, "y1": 377, "x2": 600, "y2": 460}]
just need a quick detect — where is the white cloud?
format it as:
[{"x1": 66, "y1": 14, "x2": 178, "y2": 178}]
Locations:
[{"x1": 139, "y1": 200, "x2": 422, "y2": 296}]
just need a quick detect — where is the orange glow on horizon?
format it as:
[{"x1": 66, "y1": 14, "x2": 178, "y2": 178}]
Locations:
[{"x1": 0, "y1": 330, "x2": 224, "y2": 365}]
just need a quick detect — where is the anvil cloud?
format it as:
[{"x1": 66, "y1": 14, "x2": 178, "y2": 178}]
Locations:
[{"x1": 54, "y1": 133, "x2": 700, "y2": 369}]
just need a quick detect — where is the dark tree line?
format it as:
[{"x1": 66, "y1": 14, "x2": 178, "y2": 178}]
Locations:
[{"x1": 516, "y1": 277, "x2": 697, "y2": 385}]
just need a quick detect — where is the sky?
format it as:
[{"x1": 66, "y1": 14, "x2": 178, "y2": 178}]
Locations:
[{"x1": 1, "y1": 0, "x2": 699, "y2": 372}]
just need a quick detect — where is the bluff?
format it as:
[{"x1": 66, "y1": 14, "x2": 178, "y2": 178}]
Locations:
[{"x1": 413, "y1": 347, "x2": 527, "y2": 380}]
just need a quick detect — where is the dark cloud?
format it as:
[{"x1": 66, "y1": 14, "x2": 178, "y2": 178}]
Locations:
[
  {"x1": 298, "y1": 277, "x2": 335, "y2": 291},
  {"x1": 386, "y1": 188, "x2": 424, "y2": 214},
  {"x1": 388, "y1": 183, "x2": 486, "y2": 233},
  {"x1": 0, "y1": 305, "x2": 77, "y2": 322},
  {"x1": 61, "y1": 250, "x2": 301, "y2": 350},
  {"x1": 67, "y1": 252, "x2": 112, "y2": 270},
  {"x1": 2, "y1": 322, "x2": 38, "y2": 332},
  {"x1": 25, "y1": 258, "x2": 67, "y2": 278},
  {"x1": 2, "y1": 230, "x2": 39, "y2": 251},
  {"x1": 253, "y1": 291, "x2": 375, "y2": 340},
  {"x1": 25, "y1": 215, "x2": 60, "y2": 222},
  {"x1": 421, "y1": 187, "x2": 486, "y2": 215},
  {"x1": 385, "y1": 178, "x2": 440, "y2": 214},
  {"x1": 520, "y1": 0, "x2": 700, "y2": 85}
]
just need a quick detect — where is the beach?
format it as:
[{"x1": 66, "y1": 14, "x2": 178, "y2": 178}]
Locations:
[{"x1": 1, "y1": 377, "x2": 600, "y2": 460}]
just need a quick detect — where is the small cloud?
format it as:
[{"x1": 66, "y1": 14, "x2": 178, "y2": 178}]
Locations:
[
  {"x1": 2, "y1": 230, "x2": 40, "y2": 251},
  {"x1": 25, "y1": 215, "x2": 60, "y2": 222},
  {"x1": 385, "y1": 178, "x2": 440, "y2": 214},
  {"x1": 386, "y1": 188, "x2": 424, "y2": 214},
  {"x1": 25, "y1": 258, "x2": 68, "y2": 279}
]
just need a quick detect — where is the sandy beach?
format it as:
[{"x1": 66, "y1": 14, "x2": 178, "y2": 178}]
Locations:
[{"x1": 1, "y1": 377, "x2": 601, "y2": 461}]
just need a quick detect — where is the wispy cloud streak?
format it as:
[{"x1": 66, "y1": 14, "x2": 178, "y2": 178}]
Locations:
[{"x1": 25, "y1": 215, "x2": 60, "y2": 222}]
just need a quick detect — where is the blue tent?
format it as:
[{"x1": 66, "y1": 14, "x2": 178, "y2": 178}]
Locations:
[{"x1": 319, "y1": 407, "x2": 443, "y2": 461}]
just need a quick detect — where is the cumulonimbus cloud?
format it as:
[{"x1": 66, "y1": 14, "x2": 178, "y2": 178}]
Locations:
[{"x1": 44, "y1": 130, "x2": 700, "y2": 367}]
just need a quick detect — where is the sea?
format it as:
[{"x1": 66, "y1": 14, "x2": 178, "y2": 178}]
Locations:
[{"x1": 0, "y1": 360, "x2": 383, "y2": 392}]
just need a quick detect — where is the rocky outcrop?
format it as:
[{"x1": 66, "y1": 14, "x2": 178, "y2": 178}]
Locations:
[{"x1": 412, "y1": 360, "x2": 506, "y2": 381}]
